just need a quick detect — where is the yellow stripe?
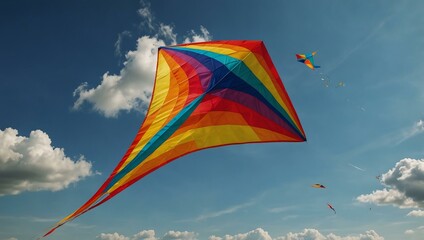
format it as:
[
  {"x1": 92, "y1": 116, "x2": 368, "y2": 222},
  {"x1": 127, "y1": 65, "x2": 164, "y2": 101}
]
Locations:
[
  {"x1": 184, "y1": 44, "x2": 300, "y2": 130},
  {"x1": 242, "y1": 53, "x2": 300, "y2": 130},
  {"x1": 183, "y1": 44, "x2": 251, "y2": 61},
  {"x1": 118, "y1": 51, "x2": 184, "y2": 171},
  {"x1": 107, "y1": 124, "x2": 261, "y2": 193},
  {"x1": 148, "y1": 52, "x2": 171, "y2": 115}
]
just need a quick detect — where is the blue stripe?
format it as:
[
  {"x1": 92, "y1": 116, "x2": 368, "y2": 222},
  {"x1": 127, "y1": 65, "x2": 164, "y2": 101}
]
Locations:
[
  {"x1": 166, "y1": 47, "x2": 302, "y2": 137},
  {"x1": 105, "y1": 94, "x2": 205, "y2": 191}
]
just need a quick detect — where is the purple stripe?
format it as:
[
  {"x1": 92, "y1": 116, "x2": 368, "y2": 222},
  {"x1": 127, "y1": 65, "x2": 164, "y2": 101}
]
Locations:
[
  {"x1": 210, "y1": 88, "x2": 300, "y2": 137},
  {"x1": 164, "y1": 49, "x2": 212, "y2": 91}
]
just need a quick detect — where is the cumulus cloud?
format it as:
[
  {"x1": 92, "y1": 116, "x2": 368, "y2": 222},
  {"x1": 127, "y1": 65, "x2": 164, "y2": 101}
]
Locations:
[
  {"x1": 357, "y1": 158, "x2": 424, "y2": 209},
  {"x1": 275, "y1": 229, "x2": 383, "y2": 240},
  {"x1": 98, "y1": 232, "x2": 129, "y2": 240},
  {"x1": 274, "y1": 229, "x2": 325, "y2": 240},
  {"x1": 407, "y1": 210, "x2": 424, "y2": 217},
  {"x1": 183, "y1": 25, "x2": 211, "y2": 43},
  {"x1": 98, "y1": 228, "x2": 384, "y2": 240},
  {"x1": 97, "y1": 230, "x2": 196, "y2": 240},
  {"x1": 73, "y1": 35, "x2": 162, "y2": 117},
  {"x1": 404, "y1": 229, "x2": 414, "y2": 235},
  {"x1": 209, "y1": 228, "x2": 272, "y2": 240},
  {"x1": 208, "y1": 228, "x2": 383, "y2": 240},
  {"x1": 0, "y1": 128, "x2": 93, "y2": 196},
  {"x1": 73, "y1": 2, "x2": 212, "y2": 118},
  {"x1": 162, "y1": 231, "x2": 197, "y2": 240},
  {"x1": 132, "y1": 230, "x2": 157, "y2": 240}
]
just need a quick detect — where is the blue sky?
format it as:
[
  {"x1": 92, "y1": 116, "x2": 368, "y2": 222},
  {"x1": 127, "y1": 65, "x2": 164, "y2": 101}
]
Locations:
[{"x1": 1, "y1": 1, "x2": 424, "y2": 240}]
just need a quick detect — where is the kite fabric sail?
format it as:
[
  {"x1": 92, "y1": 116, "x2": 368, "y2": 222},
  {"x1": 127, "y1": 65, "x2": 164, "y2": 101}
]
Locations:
[
  {"x1": 43, "y1": 40, "x2": 306, "y2": 237},
  {"x1": 296, "y1": 51, "x2": 320, "y2": 70},
  {"x1": 311, "y1": 184, "x2": 326, "y2": 189}
]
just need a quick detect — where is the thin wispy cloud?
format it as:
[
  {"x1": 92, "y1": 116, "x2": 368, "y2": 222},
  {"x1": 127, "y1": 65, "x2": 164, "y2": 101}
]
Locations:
[
  {"x1": 115, "y1": 30, "x2": 132, "y2": 58},
  {"x1": 348, "y1": 163, "x2": 366, "y2": 171},
  {"x1": 267, "y1": 206, "x2": 297, "y2": 213},
  {"x1": 137, "y1": 0, "x2": 154, "y2": 30},
  {"x1": 0, "y1": 215, "x2": 54, "y2": 222},
  {"x1": 334, "y1": 119, "x2": 424, "y2": 161},
  {"x1": 397, "y1": 119, "x2": 424, "y2": 144},
  {"x1": 281, "y1": 215, "x2": 299, "y2": 221},
  {"x1": 195, "y1": 201, "x2": 255, "y2": 221},
  {"x1": 328, "y1": 14, "x2": 393, "y2": 73}
]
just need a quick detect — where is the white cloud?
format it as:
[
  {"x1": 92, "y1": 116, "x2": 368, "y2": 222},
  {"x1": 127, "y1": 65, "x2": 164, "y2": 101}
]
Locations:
[
  {"x1": 97, "y1": 228, "x2": 384, "y2": 240},
  {"x1": 115, "y1": 31, "x2": 132, "y2": 57},
  {"x1": 404, "y1": 229, "x2": 414, "y2": 235},
  {"x1": 137, "y1": 0, "x2": 154, "y2": 30},
  {"x1": 98, "y1": 232, "x2": 130, "y2": 240},
  {"x1": 183, "y1": 25, "x2": 212, "y2": 43},
  {"x1": 209, "y1": 228, "x2": 272, "y2": 240},
  {"x1": 357, "y1": 158, "x2": 424, "y2": 209},
  {"x1": 349, "y1": 163, "x2": 366, "y2": 171},
  {"x1": 327, "y1": 14, "x2": 392, "y2": 73},
  {"x1": 159, "y1": 24, "x2": 177, "y2": 45},
  {"x1": 0, "y1": 128, "x2": 93, "y2": 196},
  {"x1": 275, "y1": 229, "x2": 383, "y2": 240},
  {"x1": 268, "y1": 206, "x2": 297, "y2": 213},
  {"x1": 274, "y1": 229, "x2": 325, "y2": 240},
  {"x1": 73, "y1": 3, "x2": 212, "y2": 118},
  {"x1": 357, "y1": 188, "x2": 417, "y2": 209},
  {"x1": 162, "y1": 231, "x2": 197, "y2": 240},
  {"x1": 97, "y1": 230, "x2": 196, "y2": 240},
  {"x1": 73, "y1": 35, "x2": 162, "y2": 117},
  {"x1": 407, "y1": 210, "x2": 424, "y2": 217},
  {"x1": 397, "y1": 120, "x2": 424, "y2": 144},
  {"x1": 132, "y1": 230, "x2": 157, "y2": 240},
  {"x1": 195, "y1": 201, "x2": 254, "y2": 221}
]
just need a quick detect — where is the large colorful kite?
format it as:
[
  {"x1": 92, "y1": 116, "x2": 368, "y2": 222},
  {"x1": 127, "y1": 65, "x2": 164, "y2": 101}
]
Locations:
[{"x1": 43, "y1": 40, "x2": 306, "y2": 237}]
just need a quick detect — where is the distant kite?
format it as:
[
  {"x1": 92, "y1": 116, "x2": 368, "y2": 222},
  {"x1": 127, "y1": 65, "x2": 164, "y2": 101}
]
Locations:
[
  {"x1": 336, "y1": 81, "x2": 345, "y2": 88},
  {"x1": 296, "y1": 52, "x2": 320, "y2": 70},
  {"x1": 311, "y1": 184, "x2": 326, "y2": 189},
  {"x1": 327, "y1": 203, "x2": 336, "y2": 214},
  {"x1": 42, "y1": 40, "x2": 306, "y2": 237}
]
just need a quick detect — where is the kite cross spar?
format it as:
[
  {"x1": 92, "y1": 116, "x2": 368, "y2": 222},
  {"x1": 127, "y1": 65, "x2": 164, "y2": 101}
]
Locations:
[{"x1": 42, "y1": 40, "x2": 306, "y2": 238}]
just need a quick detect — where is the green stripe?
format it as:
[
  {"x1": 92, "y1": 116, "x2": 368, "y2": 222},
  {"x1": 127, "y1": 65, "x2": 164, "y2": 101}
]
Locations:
[
  {"x1": 172, "y1": 46, "x2": 301, "y2": 136},
  {"x1": 105, "y1": 94, "x2": 205, "y2": 191}
]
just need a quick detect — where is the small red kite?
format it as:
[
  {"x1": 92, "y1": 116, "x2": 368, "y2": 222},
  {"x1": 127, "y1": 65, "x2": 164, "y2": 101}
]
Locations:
[{"x1": 327, "y1": 203, "x2": 336, "y2": 214}]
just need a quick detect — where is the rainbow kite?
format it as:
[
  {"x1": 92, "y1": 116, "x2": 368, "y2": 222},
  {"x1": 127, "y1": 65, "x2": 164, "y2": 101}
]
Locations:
[
  {"x1": 296, "y1": 51, "x2": 320, "y2": 70},
  {"x1": 43, "y1": 40, "x2": 306, "y2": 237}
]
